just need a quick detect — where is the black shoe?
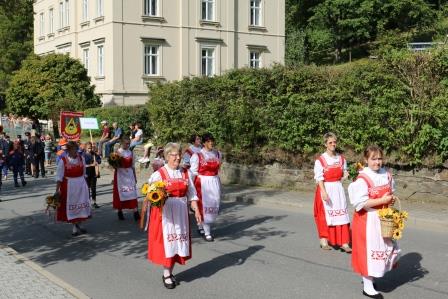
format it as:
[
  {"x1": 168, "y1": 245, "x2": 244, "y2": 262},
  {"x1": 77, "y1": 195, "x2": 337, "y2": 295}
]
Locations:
[
  {"x1": 22, "y1": 181, "x2": 27, "y2": 187},
  {"x1": 117, "y1": 210, "x2": 125, "y2": 220},
  {"x1": 363, "y1": 291, "x2": 383, "y2": 299},
  {"x1": 170, "y1": 274, "x2": 180, "y2": 286},
  {"x1": 197, "y1": 228, "x2": 205, "y2": 236},
  {"x1": 92, "y1": 202, "x2": 100, "y2": 209},
  {"x1": 71, "y1": 231, "x2": 81, "y2": 237},
  {"x1": 162, "y1": 275, "x2": 175, "y2": 289},
  {"x1": 14, "y1": 183, "x2": 20, "y2": 187},
  {"x1": 133, "y1": 211, "x2": 141, "y2": 221}
]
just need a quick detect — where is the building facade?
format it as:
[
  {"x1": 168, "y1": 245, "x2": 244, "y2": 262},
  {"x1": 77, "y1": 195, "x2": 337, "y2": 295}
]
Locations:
[{"x1": 34, "y1": 0, "x2": 285, "y2": 105}]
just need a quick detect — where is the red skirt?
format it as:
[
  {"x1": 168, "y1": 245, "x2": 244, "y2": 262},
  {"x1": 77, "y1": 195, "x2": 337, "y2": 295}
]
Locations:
[
  {"x1": 147, "y1": 206, "x2": 191, "y2": 268},
  {"x1": 314, "y1": 186, "x2": 350, "y2": 246},
  {"x1": 112, "y1": 170, "x2": 138, "y2": 210},
  {"x1": 56, "y1": 178, "x2": 89, "y2": 223}
]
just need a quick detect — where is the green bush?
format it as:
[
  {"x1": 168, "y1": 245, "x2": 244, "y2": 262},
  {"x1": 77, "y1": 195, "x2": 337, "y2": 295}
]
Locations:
[
  {"x1": 84, "y1": 105, "x2": 152, "y2": 138},
  {"x1": 148, "y1": 50, "x2": 448, "y2": 167}
]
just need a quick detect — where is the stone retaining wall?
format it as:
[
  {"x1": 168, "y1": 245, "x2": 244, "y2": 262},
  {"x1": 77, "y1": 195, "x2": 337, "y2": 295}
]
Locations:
[{"x1": 129, "y1": 145, "x2": 448, "y2": 203}]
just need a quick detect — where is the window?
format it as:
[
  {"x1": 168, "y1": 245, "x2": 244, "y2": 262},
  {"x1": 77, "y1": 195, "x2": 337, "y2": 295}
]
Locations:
[
  {"x1": 143, "y1": 0, "x2": 157, "y2": 16},
  {"x1": 201, "y1": 47, "x2": 214, "y2": 76},
  {"x1": 144, "y1": 45, "x2": 159, "y2": 75},
  {"x1": 59, "y1": 2, "x2": 64, "y2": 28},
  {"x1": 82, "y1": 0, "x2": 89, "y2": 21},
  {"x1": 39, "y1": 13, "x2": 45, "y2": 37},
  {"x1": 201, "y1": 0, "x2": 214, "y2": 21},
  {"x1": 97, "y1": 45, "x2": 104, "y2": 76},
  {"x1": 49, "y1": 9, "x2": 54, "y2": 33},
  {"x1": 249, "y1": 51, "x2": 261, "y2": 68},
  {"x1": 83, "y1": 48, "x2": 90, "y2": 72},
  {"x1": 97, "y1": 0, "x2": 104, "y2": 17},
  {"x1": 250, "y1": 0, "x2": 261, "y2": 26},
  {"x1": 65, "y1": 0, "x2": 70, "y2": 26}
]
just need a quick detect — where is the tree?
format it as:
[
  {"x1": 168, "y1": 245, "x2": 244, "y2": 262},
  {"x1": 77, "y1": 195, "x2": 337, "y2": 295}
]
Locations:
[
  {"x1": 0, "y1": 0, "x2": 33, "y2": 94},
  {"x1": 6, "y1": 54, "x2": 101, "y2": 120}
]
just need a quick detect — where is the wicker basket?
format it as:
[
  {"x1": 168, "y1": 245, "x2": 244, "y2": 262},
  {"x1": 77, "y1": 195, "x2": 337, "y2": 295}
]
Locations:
[{"x1": 379, "y1": 197, "x2": 401, "y2": 238}]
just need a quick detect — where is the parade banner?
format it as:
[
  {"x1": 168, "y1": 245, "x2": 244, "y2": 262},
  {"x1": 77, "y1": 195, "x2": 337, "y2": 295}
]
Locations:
[
  {"x1": 60, "y1": 111, "x2": 84, "y2": 140},
  {"x1": 79, "y1": 117, "x2": 99, "y2": 130}
]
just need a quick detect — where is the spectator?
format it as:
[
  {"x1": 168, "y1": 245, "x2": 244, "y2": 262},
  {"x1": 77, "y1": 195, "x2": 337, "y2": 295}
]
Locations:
[
  {"x1": 44, "y1": 134, "x2": 54, "y2": 167},
  {"x1": 129, "y1": 122, "x2": 143, "y2": 151},
  {"x1": 83, "y1": 142, "x2": 101, "y2": 209},
  {"x1": 138, "y1": 140, "x2": 154, "y2": 164},
  {"x1": 98, "y1": 120, "x2": 111, "y2": 157},
  {"x1": 129, "y1": 123, "x2": 137, "y2": 139},
  {"x1": 7, "y1": 141, "x2": 27, "y2": 187},
  {"x1": 104, "y1": 122, "x2": 123, "y2": 158},
  {"x1": 23, "y1": 132, "x2": 32, "y2": 175},
  {"x1": 29, "y1": 135, "x2": 45, "y2": 178},
  {"x1": 0, "y1": 133, "x2": 9, "y2": 182},
  {"x1": 56, "y1": 138, "x2": 68, "y2": 165}
]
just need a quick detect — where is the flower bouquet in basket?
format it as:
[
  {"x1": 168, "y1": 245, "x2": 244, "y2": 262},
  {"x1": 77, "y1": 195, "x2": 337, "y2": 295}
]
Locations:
[
  {"x1": 348, "y1": 162, "x2": 364, "y2": 181},
  {"x1": 377, "y1": 199, "x2": 408, "y2": 240},
  {"x1": 140, "y1": 181, "x2": 168, "y2": 229},
  {"x1": 108, "y1": 152, "x2": 122, "y2": 169},
  {"x1": 45, "y1": 193, "x2": 61, "y2": 210}
]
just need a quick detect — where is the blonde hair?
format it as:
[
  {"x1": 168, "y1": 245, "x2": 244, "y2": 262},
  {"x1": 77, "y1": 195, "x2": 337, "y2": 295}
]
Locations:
[
  {"x1": 164, "y1": 142, "x2": 181, "y2": 160},
  {"x1": 323, "y1": 132, "x2": 337, "y2": 144}
]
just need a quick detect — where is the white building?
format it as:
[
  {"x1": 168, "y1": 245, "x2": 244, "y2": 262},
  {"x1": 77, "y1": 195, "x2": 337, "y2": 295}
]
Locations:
[{"x1": 34, "y1": 0, "x2": 285, "y2": 105}]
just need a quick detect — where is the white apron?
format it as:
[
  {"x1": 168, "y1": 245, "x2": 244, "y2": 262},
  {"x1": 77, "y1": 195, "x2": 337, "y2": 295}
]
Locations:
[
  {"x1": 161, "y1": 197, "x2": 190, "y2": 258},
  {"x1": 116, "y1": 167, "x2": 138, "y2": 201},
  {"x1": 66, "y1": 176, "x2": 91, "y2": 221},
  {"x1": 199, "y1": 175, "x2": 221, "y2": 224},
  {"x1": 365, "y1": 207, "x2": 401, "y2": 277},
  {"x1": 323, "y1": 181, "x2": 350, "y2": 226}
]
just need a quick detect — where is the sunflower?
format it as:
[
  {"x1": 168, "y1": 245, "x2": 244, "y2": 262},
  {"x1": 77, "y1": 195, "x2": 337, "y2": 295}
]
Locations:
[
  {"x1": 378, "y1": 209, "x2": 388, "y2": 218},
  {"x1": 393, "y1": 212, "x2": 401, "y2": 223},
  {"x1": 392, "y1": 229, "x2": 402, "y2": 240},
  {"x1": 398, "y1": 222, "x2": 405, "y2": 230},
  {"x1": 141, "y1": 183, "x2": 149, "y2": 195},
  {"x1": 386, "y1": 208, "x2": 394, "y2": 217},
  {"x1": 400, "y1": 211, "x2": 409, "y2": 220}
]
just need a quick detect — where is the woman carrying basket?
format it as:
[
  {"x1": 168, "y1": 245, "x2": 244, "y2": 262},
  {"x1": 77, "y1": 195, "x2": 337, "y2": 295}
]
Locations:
[{"x1": 348, "y1": 145, "x2": 400, "y2": 299}]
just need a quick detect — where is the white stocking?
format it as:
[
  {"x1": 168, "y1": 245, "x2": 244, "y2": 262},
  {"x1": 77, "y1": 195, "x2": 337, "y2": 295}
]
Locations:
[{"x1": 362, "y1": 276, "x2": 378, "y2": 295}]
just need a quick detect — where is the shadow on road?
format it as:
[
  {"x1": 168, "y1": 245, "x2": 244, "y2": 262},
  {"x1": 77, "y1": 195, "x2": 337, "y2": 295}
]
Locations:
[
  {"x1": 176, "y1": 245, "x2": 264, "y2": 282},
  {"x1": 0, "y1": 190, "x2": 290, "y2": 267},
  {"x1": 377, "y1": 252, "x2": 432, "y2": 293}
]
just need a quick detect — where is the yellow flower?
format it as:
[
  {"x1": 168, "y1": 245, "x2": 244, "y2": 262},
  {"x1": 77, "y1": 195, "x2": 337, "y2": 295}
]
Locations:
[
  {"x1": 141, "y1": 183, "x2": 149, "y2": 195},
  {"x1": 155, "y1": 181, "x2": 166, "y2": 188},
  {"x1": 378, "y1": 209, "x2": 387, "y2": 218},
  {"x1": 392, "y1": 229, "x2": 402, "y2": 240},
  {"x1": 386, "y1": 208, "x2": 394, "y2": 217},
  {"x1": 398, "y1": 222, "x2": 405, "y2": 230},
  {"x1": 393, "y1": 213, "x2": 401, "y2": 223},
  {"x1": 400, "y1": 211, "x2": 409, "y2": 220},
  {"x1": 356, "y1": 162, "x2": 364, "y2": 171}
]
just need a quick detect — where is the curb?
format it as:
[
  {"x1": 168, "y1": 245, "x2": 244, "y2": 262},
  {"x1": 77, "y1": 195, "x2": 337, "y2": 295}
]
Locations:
[
  {"x1": 222, "y1": 192, "x2": 448, "y2": 233},
  {"x1": 0, "y1": 245, "x2": 90, "y2": 299}
]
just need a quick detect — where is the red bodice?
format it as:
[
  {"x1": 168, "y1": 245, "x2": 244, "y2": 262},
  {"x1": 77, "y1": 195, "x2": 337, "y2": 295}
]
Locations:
[
  {"x1": 318, "y1": 155, "x2": 344, "y2": 182},
  {"x1": 120, "y1": 155, "x2": 133, "y2": 168},
  {"x1": 197, "y1": 152, "x2": 220, "y2": 176},
  {"x1": 158, "y1": 167, "x2": 189, "y2": 197},
  {"x1": 356, "y1": 172, "x2": 392, "y2": 208},
  {"x1": 62, "y1": 155, "x2": 84, "y2": 178}
]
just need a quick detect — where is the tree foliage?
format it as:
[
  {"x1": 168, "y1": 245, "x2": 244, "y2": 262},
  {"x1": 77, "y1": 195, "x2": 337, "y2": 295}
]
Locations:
[
  {"x1": 6, "y1": 54, "x2": 101, "y2": 120},
  {"x1": 0, "y1": 0, "x2": 33, "y2": 97},
  {"x1": 148, "y1": 50, "x2": 448, "y2": 167}
]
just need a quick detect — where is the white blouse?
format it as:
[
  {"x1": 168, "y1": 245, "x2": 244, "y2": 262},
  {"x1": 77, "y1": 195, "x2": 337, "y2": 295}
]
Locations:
[
  {"x1": 348, "y1": 167, "x2": 396, "y2": 212},
  {"x1": 313, "y1": 152, "x2": 347, "y2": 182},
  {"x1": 189, "y1": 148, "x2": 221, "y2": 177},
  {"x1": 148, "y1": 165, "x2": 198, "y2": 202},
  {"x1": 55, "y1": 155, "x2": 86, "y2": 182}
]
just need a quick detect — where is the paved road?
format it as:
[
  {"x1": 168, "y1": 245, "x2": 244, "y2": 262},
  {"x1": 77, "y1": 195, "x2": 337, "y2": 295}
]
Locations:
[{"x1": 0, "y1": 170, "x2": 447, "y2": 299}]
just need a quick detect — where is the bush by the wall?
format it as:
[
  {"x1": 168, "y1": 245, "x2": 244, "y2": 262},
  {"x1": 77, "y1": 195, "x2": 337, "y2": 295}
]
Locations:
[
  {"x1": 84, "y1": 105, "x2": 152, "y2": 138},
  {"x1": 147, "y1": 49, "x2": 448, "y2": 167}
]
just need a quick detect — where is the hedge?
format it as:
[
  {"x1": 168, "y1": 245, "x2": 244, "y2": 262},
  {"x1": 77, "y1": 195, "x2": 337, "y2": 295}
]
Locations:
[
  {"x1": 147, "y1": 49, "x2": 448, "y2": 167},
  {"x1": 84, "y1": 105, "x2": 152, "y2": 138}
]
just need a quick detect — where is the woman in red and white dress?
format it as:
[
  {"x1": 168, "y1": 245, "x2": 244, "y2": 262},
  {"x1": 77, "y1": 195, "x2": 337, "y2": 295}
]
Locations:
[
  {"x1": 348, "y1": 145, "x2": 400, "y2": 299},
  {"x1": 190, "y1": 133, "x2": 221, "y2": 242},
  {"x1": 147, "y1": 142, "x2": 202, "y2": 289},
  {"x1": 55, "y1": 141, "x2": 91, "y2": 236},
  {"x1": 313, "y1": 132, "x2": 351, "y2": 252},
  {"x1": 112, "y1": 137, "x2": 140, "y2": 221},
  {"x1": 182, "y1": 134, "x2": 202, "y2": 169}
]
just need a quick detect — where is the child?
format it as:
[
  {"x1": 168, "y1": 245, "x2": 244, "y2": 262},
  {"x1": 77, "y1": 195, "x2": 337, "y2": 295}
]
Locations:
[
  {"x1": 348, "y1": 145, "x2": 400, "y2": 299},
  {"x1": 7, "y1": 141, "x2": 27, "y2": 187},
  {"x1": 151, "y1": 147, "x2": 165, "y2": 172},
  {"x1": 83, "y1": 142, "x2": 101, "y2": 209},
  {"x1": 44, "y1": 134, "x2": 54, "y2": 166}
]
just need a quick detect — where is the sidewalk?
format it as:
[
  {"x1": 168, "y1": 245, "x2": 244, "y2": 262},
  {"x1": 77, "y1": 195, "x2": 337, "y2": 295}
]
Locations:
[
  {"x1": 0, "y1": 245, "x2": 89, "y2": 299},
  {"x1": 221, "y1": 185, "x2": 448, "y2": 232}
]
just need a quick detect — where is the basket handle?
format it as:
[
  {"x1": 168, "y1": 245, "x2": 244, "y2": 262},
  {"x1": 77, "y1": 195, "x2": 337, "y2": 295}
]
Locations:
[{"x1": 389, "y1": 196, "x2": 401, "y2": 211}]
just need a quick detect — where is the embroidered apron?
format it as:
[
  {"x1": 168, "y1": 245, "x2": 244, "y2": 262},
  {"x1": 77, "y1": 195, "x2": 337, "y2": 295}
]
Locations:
[
  {"x1": 116, "y1": 156, "x2": 138, "y2": 201},
  {"x1": 63, "y1": 155, "x2": 91, "y2": 221}
]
